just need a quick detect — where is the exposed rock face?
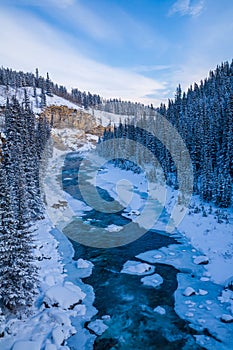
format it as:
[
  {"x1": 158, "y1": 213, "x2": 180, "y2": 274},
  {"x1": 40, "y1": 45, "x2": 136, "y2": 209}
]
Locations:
[
  {"x1": 42, "y1": 105, "x2": 105, "y2": 151},
  {"x1": 41, "y1": 105, "x2": 100, "y2": 133}
]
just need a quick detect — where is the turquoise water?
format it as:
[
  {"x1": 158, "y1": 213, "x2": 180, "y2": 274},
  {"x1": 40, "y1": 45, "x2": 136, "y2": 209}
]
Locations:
[{"x1": 62, "y1": 152, "x2": 205, "y2": 350}]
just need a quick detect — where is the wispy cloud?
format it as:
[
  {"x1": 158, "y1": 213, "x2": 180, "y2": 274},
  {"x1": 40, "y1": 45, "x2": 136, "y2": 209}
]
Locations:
[
  {"x1": 169, "y1": 0, "x2": 205, "y2": 17},
  {"x1": 132, "y1": 65, "x2": 172, "y2": 73},
  {"x1": 0, "y1": 8, "x2": 167, "y2": 106},
  {"x1": 49, "y1": 0, "x2": 75, "y2": 8},
  {"x1": 1, "y1": 0, "x2": 75, "y2": 7},
  {"x1": 52, "y1": 1, "x2": 119, "y2": 42}
]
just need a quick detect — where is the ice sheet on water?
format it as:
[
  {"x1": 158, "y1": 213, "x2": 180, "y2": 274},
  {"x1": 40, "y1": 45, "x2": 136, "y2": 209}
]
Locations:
[
  {"x1": 76, "y1": 258, "x2": 90, "y2": 269},
  {"x1": 105, "y1": 224, "x2": 124, "y2": 232},
  {"x1": 87, "y1": 320, "x2": 108, "y2": 335},
  {"x1": 121, "y1": 260, "x2": 155, "y2": 275},
  {"x1": 141, "y1": 273, "x2": 163, "y2": 288},
  {"x1": 175, "y1": 273, "x2": 233, "y2": 349}
]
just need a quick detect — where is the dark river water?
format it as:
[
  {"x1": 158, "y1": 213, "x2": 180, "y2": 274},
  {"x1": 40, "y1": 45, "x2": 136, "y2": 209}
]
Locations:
[{"x1": 61, "y1": 152, "x2": 205, "y2": 350}]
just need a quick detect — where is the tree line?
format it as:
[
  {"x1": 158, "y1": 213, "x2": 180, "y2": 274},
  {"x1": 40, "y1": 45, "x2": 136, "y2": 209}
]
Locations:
[
  {"x1": 99, "y1": 60, "x2": 233, "y2": 208},
  {"x1": 0, "y1": 66, "x2": 156, "y2": 114},
  {"x1": 0, "y1": 91, "x2": 51, "y2": 311}
]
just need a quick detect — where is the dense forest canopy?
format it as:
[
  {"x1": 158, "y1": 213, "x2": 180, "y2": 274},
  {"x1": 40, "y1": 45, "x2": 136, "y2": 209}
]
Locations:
[{"x1": 100, "y1": 60, "x2": 233, "y2": 208}]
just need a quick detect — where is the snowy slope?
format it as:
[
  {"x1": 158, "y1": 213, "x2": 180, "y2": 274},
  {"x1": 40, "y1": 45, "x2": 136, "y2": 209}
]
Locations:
[
  {"x1": 89, "y1": 108, "x2": 133, "y2": 127},
  {"x1": 0, "y1": 85, "x2": 130, "y2": 129},
  {"x1": 0, "y1": 85, "x2": 82, "y2": 114},
  {"x1": 0, "y1": 147, "x2": 99, "y2": 350}
]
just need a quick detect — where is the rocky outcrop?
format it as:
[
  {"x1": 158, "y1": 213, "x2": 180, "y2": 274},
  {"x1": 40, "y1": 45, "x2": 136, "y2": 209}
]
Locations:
[
  {"x1": 41, "y1": 105, "x2": 101, "y2": 133},
  {"x1": 42, "y1": 105, "x2": 105, "y2": 151}
]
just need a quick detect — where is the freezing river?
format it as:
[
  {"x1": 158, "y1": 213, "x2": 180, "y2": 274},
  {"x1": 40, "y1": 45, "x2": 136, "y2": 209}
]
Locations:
[{"x1": 61, "y1": 151, "x2": 208, "y2": 350}]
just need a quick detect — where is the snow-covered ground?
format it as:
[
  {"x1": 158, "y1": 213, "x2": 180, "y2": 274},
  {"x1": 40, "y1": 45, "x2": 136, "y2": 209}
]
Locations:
[
  {"x1": 94, "y1": 163, "x2": 233, "y2": 349},
  {"x1": 88, "y1": 108, "x2": 131, "y2": 127},
  {"x1": 95, "y1": 163, "x2": 233, "y2": 286},
  {"x1": 1, "y1": 126, "x2": 232, "y2": 349},
  {"x1": 0, "y1": 85, "x2": 82, "y2": 114},
  {"x1": 0, "y1": 144, "x2": 99, "y2": 350},
  {"x1": 0, "y1": 85, "x2": 130, "y2": 130},
  {"x1": 51, "y1": 128, "x2": 99, "y2": 152},
  {"x1": 0, "y1": 215, "x2": 96, "y2": 350}
]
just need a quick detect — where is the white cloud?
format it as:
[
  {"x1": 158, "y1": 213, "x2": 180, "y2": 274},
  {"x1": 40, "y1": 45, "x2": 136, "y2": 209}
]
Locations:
[
  {"x1": 58, "y1": 2, "x2": 119, "y2": 42},
  {"x1": 0, "y1": 8, "x2": 167, "y2": 106},
  {"x1": 169, "y1": 0, "x2": 204, "y2": 17}
]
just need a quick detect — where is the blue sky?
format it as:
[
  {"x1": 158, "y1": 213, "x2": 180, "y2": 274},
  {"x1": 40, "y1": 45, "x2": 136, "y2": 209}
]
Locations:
[{"x1": 0, "y1": 0, "x2": 232, "y2": 105}]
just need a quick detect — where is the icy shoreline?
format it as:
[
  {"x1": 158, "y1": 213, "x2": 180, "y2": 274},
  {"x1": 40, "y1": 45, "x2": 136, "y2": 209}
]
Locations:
[
  {"x1": 94, "y1": 162, "x2": 233, "y2": 349},
  {"x1": 0, "y1": 145, "x2": 97, "y2": 350},
  {"x1": 1, "y1": 144, "x2": 232, "y2": 350}
]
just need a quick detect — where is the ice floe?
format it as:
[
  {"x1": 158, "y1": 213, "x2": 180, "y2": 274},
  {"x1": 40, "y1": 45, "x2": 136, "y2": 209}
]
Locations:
[
  {"x1": 121, "y1": 260, "x2": 155, "y2": 275},
  {"x1": 105, "y1": 224, "x2": 123, "y2": 232},
  {"x1": 87, "y1": 319, "x2": 108, "y2": 335},
  {"x1": 153, "y1": 306, "x2": 166, "y2": 315},
  {"x1": 141, "y1": 273, "x2": 163, "y2": 288}
]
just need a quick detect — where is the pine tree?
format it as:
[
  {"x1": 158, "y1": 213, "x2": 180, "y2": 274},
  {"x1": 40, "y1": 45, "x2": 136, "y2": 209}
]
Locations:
[
  {"x1": 46, "y1": 73, "x2": 53, "y2": 97},
  {"x1": 0, "y1": 145, "x2": 38, "y2": 311}
]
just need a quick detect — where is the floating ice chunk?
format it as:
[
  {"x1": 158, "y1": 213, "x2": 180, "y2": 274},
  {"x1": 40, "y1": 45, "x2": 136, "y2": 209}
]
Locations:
[
  {"x1": 220, "y1": 314, "x2": 233, "y2": 323},
  {"x1": 154, "y1": 306, "x2": 166, "y2": 315},
  {"x1": 12, "y1": 341, "x2": 41, "y2": 350},
  {"x1": 88, "y1": 319, "x2": 108, "y2": 335},
  {"x1": 183, "y1": 287, "x2": 196, "y2": 297},
  {"x1": 200, "y1": 277, "x2": 209, "y2": 282},
  {"x1": 102, "y1": 315, "x2": 111, "y2": 320},
  {"x1": 198, "y1": 289, "x2": 208, "y2": 296},
  {"x1": 121, "y1": 261, "x2": 154, "y2": 275},
  {"x1": 105, "y1": 224, "x2": 123, "y2": 232},
  {"x1": 193, "y1": 256, "x2": 209, "y2": 265},
  {"x1": 76, "y1": 258, "x2": 90, "y2": 269},
  {"x1": 44, "y1": 283, "x2": 85, "y2": 309},
  {"x1": 185, "y1": 312, "x2": 194, "y2": 317},
  {"x1": 141, "y1": 273, "x2": 163, "y2": 288}
]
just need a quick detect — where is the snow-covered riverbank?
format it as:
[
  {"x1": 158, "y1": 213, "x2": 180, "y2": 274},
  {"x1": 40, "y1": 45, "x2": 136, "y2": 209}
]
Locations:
[
  {"x1": 93, "y1": 162, "x2": 233, "y2": 349},
  {"x1": 95, "y1": 162, "x2": 233, "y2": 285},
  {"x1": 1, "y1": 142, "x2": 232, "y2": 350},
  {"x1": 0, "y1": 145, "x2": 97, "y2": 350}
]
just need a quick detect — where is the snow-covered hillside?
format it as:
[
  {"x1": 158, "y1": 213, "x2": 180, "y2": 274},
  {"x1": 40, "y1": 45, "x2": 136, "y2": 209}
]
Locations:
[
  {"x1": 89, "y1": 108, "x2": 133, "y2": 127},
  {"x1": 0, "y1": 85, "x2": 130, "y2": 129},
  {"x1": 0, "y1": 85, "x2": 82, "y2": 113}
]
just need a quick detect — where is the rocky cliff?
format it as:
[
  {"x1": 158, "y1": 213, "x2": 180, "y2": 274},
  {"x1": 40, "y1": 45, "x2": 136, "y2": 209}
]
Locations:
[{"x1": 42, "y1": 105, "x2": 105, "y2": 150}]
